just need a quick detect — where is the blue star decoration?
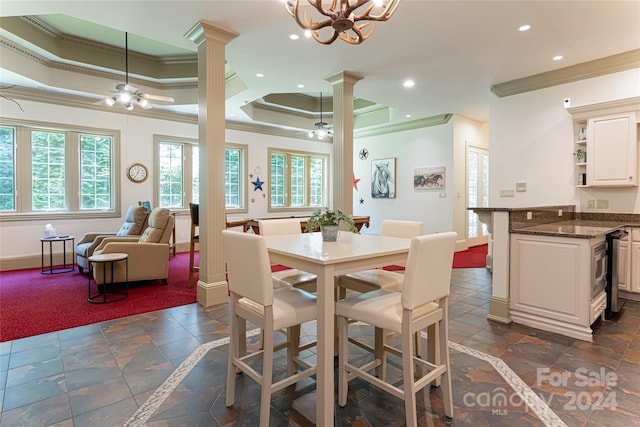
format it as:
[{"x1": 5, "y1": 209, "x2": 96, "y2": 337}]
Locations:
[{"x1": 251, "y1": 177, "x2": 264, "y2": 191}]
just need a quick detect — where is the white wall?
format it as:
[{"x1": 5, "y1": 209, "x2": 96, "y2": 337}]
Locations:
[
  {"x1": 353, "y1": 122, "x2": 456, "y2": 235},
  {"x1": 489, "y1": 68, "x2": 640, "y2": 212}
]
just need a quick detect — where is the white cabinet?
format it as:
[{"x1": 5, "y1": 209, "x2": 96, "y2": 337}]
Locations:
[
  {"x1": 618, "y1": 237, "x2": 629, "y2": 291},
  {"x1": 510, "y1": 233, "x2": 603, "y2": 342},
  {"x1": 587, "y1": 112, "x2": 638, "y2": 187},
  {"x1": 630, "y1": 238, "x2": 640, "y2": 294},
  {"x1": 568, "y1": 97, "x2": 640, "y2": 188}
]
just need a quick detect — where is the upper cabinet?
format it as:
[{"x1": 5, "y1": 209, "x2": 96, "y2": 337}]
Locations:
[{"x1": 569, "y1": 97, "x2": 640, "y2": 188}]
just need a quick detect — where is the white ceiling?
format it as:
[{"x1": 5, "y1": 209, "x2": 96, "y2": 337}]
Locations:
[{"x1": 1, "y1": 1, "x2": 639, "y2": 133}]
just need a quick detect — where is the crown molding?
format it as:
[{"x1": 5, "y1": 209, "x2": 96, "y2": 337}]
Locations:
[
  {"x1": 354, "y1": 114, "x2": 453, "y2": 138},
  {"x1": 491, "y1": 49, "x2": 640, "y2": 98}
]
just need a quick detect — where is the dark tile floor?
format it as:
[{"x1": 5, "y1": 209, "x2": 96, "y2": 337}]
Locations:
[{"x1": 1, "y1": 268, "x2": 639, "y2": 426}]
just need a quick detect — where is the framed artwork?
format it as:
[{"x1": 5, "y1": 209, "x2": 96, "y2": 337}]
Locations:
[
  {"x1": 413, "y1": 165, "x2": 445, "y2": 191},
  {"x1": 371, "y1": 158, "x2": 396, "y2": 198}
]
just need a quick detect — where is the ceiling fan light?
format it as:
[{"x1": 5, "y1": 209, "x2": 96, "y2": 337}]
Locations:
[
  {"x1": 119, "y1": 92, "x2": 132, "y2": 103},
  {"x1": 105, "y1": 97, "x2": 116, "y2": 106},
  {"x1": 125, "y1": 103, "x2": 134, "y2": 111},
  {"x1": 138, "y1": 98, "x2": 148, "y2": 107}
]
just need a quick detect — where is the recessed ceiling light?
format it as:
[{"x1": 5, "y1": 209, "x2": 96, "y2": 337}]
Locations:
[
  {"x1": 289, "y1": 34, "x2": 300, "y2": 40},
  {"x1": 405, "y1": 114, "x2": 412, "y2": 118},
  {"x1": 297, "y1": 84, "x2": 305, "y2": 88},
  {"x1": 518, "y1": 24, "x2": 531, "y2": 32},
  {"x1": 256, "y1": 73, "x2": 264, "y2": 78},
  {"x1": 553, "y1": 55, "x2": 564, "y2": 61},
  {"x1": 403, "y1": 80, "x2": 415, "y2": 88},
  {"x1": 304, "y1": 30, "x2": 312, "y2": 38}
]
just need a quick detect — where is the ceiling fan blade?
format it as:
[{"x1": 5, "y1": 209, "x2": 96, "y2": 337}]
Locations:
[
  {"x1": 139, "y1": 93, "x2": 175, "y2": 103},
  {"x1": 134, "y1": 99, "x2": 153, "y2": 109}
]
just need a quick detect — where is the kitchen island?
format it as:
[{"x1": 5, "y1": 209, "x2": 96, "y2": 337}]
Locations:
[{"x1": 470, "y1": 206, "x2": 639, "y2": 341}]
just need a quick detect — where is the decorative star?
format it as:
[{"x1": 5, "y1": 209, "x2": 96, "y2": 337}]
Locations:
[
  {"x1": 360, "y1": 198, "x2": 365, "y2": 204},
  {"x1": 251, "y1": 177, "x2": 264, "y2": 191},
  {"x1": 353, "y1": 173, "x2": 361, "y2": 191}
]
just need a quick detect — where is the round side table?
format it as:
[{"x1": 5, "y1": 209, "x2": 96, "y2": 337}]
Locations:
[
  {"x1": 40, "y1": 235, "x2": 75, "y2": 274},
  {"x1": 88, "y1": 253, "x2": 129, "y2": 303}
]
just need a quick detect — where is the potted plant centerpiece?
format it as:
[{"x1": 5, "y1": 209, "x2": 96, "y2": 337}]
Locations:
[{"x1": 306, "y1": 208, "x2": 359, "y2": 242}]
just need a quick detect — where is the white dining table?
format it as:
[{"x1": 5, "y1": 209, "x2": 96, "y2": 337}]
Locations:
[{"x1": 263, "y1": 231, "x2": 412, "y2": 426}]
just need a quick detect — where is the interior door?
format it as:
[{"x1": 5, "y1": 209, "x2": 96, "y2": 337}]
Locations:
[{"x1": 466, "y1": 143, "x2": 489, "y2": 247}]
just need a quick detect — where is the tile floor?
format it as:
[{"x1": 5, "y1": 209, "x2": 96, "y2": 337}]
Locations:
[{"x1": 1, "y1": 268, "x2": 639, "y2": 426}]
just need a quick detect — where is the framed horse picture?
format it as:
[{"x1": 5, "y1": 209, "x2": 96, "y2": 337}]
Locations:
[
  {"x1": 413, "y1": 165, "x2": 445, "y2": 191},
  {"x1": 371, "y1": 158, "x2": 396, "y2": 198}
]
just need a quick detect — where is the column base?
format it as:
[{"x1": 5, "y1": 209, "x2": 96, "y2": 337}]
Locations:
[
  {"x1": 197, "y1": 280, "x2": 228, "y2": 307},
  {"x1": 486, "y1": 296, "x2": 512, "y2": 324}
]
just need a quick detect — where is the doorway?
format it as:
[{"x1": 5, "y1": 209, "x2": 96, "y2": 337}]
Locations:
[{"x1": 466, "y1": 143, "x2": 489, "y2": 247}]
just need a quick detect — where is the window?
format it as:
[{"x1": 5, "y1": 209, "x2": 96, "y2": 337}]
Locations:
[
  {"x1": 155, "y1": 136, "x2": 246, "y2": 212},
  {"x1": 269, "y1": 148, "x2": 328, "y2": 210},
  {"x1": 0, "y1": 120, "x2": 119, "y2": 219}
]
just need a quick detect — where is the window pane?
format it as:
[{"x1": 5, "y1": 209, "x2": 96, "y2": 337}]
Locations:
[
  {"x1": 309, "y1": 157, "x2": 324, "y2": 206},
  {"x1": 225, "y1": 148, "x2": 241, "y2": 208},
  {"x1": 0, "y1": 126, "x2": 16, "y2": 211},
  {"x1": 80, "y1": 134, "x2": 112, "y2": 209},
  {"x1": 158, "y1": 143, "x2": 184, "y2": 208},
  {"x1": 270, "y1": 153, "x2": 286, "y2": 207},
  {"x1": 32, "y1": 131, "x2": 66, "y2": 210},
  {"x1": 290, "y1": 155, "x2": 305, "y2": 207},
  {"x1": 192, "y1": 145, "x2": 199, "y2": 205}
]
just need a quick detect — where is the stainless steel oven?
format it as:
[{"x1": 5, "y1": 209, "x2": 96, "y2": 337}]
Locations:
[{"x1": 592, "y1": 241, "x2": 607, "y2": 299}]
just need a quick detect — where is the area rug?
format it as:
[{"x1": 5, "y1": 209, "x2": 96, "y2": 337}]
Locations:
[
  {"x1": 0, "y1": 252, "x2": 198, "y2": 342},
  {"x1": 452, "y1": 244, "x2": 488, "y2": 268}
]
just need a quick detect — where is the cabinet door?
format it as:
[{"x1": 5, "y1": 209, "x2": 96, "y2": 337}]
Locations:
[
  {"x1": 587, "y1": 112, "x2": 637, "y2": 187},
  {"x1": 630, "y1": 242, "x2": 640, "y2": 293},
  {"x1": 618, "y1": 240, "x2": 629, "y2": 291}
]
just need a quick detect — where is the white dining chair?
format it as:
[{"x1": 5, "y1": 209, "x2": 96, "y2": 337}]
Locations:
[
  {"x1": 336, "y1": 219, "x2": 424, "y2": 360},
  {"x1": 336, "y1": 219, "x2": 423, "y2": 295},
  {"x1": 222, "y1": 230, "x2": 317, "y2": 427},
  {"x1": 258, "y1": 218, "x2": 317, "y2": 293},
  {"x1": 336, "y1": 231, "x2": 457, "y2": 427}
]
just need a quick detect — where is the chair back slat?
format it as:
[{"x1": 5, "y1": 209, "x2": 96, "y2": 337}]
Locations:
[
  {"x1": 222, "y1": 230, "x2": 274, "y2": 306},
  {"x1": 189, "y1": 203, "x2": 199, "y2": 227},
  {"x1": 401, "y1": 232, "x2": 457, "y2": 310},
  {"x1": 380, "y1": 219, "x2": 423, "y2": 239},
  {"x1": 258, "y1": 218, "x2": 302, "y2": 236}
]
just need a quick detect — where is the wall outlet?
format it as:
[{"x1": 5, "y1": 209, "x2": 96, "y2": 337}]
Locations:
[
  {"x1": 527, "y1": 211, "x2": 532, "y2": 220},
  {"x1": 439, "y1": 190, "x2": 447, "y2": 198},
  {"x1": 596, "y1": 199, "x2": 609, "y2": 209},
  {"x1": 587, "y1": 200, "x2": 596, "y2": 209},
  {"x1": 500, "y1": 189, "x2": 515, "y2": 198},
  {"x1": 516, "y1": 182, "x2": 527, "y2": 192}
]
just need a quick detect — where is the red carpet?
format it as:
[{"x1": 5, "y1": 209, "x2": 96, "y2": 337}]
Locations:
[
  {"x1": 452, "y1": 244, "x2": 488, "y2": 268},
  {"x1": 0, "y1": 252, "x2": 198, "y2": 342}
]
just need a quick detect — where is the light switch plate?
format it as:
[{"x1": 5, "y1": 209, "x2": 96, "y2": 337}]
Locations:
[
  {"x1": 516, "y1": 182, "x2": 527, "y2": 192},
  {"x1": 500, "y1": 190, "x2": 515, "y2": 198}
]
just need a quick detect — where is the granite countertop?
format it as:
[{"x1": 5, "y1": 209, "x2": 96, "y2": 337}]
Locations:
[{"x1": 511, "y1": 220, "x2": 628, "y2": 239}]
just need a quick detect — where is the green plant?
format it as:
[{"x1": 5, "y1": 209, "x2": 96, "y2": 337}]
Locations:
[
  {"x1": 574, "y1": 148, "x2": 586, "y2": 162},
  {"x1": 306, "y1": 208, "x2": 359, "y2": 233}
]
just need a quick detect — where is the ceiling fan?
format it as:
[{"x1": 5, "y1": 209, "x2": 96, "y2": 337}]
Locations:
[
  {"x1": 308, "y1": 92, "x2": 333, "y2": 139},
  {"x1": 99, "y1": 32, "x2": 174, "y2": 110}
]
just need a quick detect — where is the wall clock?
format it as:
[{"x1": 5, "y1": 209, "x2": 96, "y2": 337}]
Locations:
[
  {"x1": 126, "y1": 162, "x2": 148, "y2": 183},
  {"x1": 359, "y1": 148, "x2": 369, "y2": 160}
]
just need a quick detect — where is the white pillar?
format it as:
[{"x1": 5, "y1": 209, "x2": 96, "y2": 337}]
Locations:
[
  {"x1": 186, "y1": 21, "x2": 238, "y2": 305},
  {"x1": 325, "y1": 71, "x2": 363, "y2": 214}
]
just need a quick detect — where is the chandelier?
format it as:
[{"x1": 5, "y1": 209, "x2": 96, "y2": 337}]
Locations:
[
  {"x1": 308, "y1": 93, "x2": 332, "y2": 139},
  {"x1": 285, "y1": 0, "x2": 400, "y2": 45}
]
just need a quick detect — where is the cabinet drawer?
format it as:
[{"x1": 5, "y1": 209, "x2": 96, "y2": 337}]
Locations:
[
  {"x1": 590, "y1": 291, "x2": 607, "y2": 324},
  {"x1": 631, "y1": 228, "x2": 640, "y2": 242}
]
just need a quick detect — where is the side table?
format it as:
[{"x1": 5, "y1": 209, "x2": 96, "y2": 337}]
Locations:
[
  {"x1": 40, "y1": 235, "x2": 75, "y2": 274},
  {"x1": 88, "y1": 253, "x2": 129, "y2": 303}
]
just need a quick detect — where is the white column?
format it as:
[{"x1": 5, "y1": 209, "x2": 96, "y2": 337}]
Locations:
[
  {"x1": 487, "y1": 211, "x2": 512, "y2": 323},
  {"x1": 186, "y1": 21, "x2": 238, "y2": 304},
  {"x1": 325, "y1": 71, "x2": 363, "y2": 214}
]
